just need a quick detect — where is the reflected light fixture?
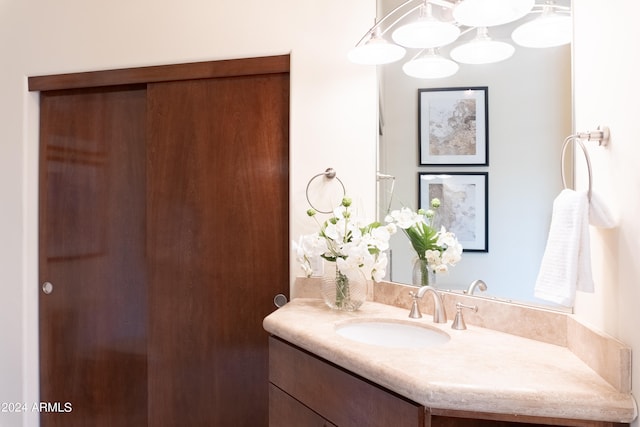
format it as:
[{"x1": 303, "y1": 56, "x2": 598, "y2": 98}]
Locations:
[
  {"x1": 392, "y1": 2, "x2": 460, "y2": 48},
  {"x1": 402, "y1": 49, "x2": 459, "y2": 79},
  {"x1": 450, "y1": 27, "x2": 515, "y2": 64},
  {"x1": 512, "y1": 3, "x2": 572, "y2": 48},
  {"x1": 349, "y1": 0, "x2": 571, "y2": 78},
  {"x1": 452, "y1": 0, "x2": 535, "y2": 27},
  {"x1": 348, "y1": 29, "x2": 406, "y2": 65}
]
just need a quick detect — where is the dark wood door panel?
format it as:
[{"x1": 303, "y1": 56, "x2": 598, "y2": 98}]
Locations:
[
  {"x1": 37, "y1": 56, "x2": 290, "y2": 427},
  {"x1": 146, "y1": 73, "x2": 289, "y2": 426},
  {"x1": 39, "y1": 85, "x2": 148, "y2": 426}
]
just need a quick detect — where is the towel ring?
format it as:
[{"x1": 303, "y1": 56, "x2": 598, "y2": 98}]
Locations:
[
  {"x1": 561, "y1": 135, "x2": 593, "y2": 201},
  {"x1": 305, "y1": 168, "x2": 346, "y2": 213}
]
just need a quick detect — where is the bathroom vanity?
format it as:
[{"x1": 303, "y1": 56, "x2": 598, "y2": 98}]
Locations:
[{"x1": 264, "y1": 291, "x2": 636, "y2": 427}]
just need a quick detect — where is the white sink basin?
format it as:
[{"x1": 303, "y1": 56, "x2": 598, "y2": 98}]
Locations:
[{"x1": 335, "y1": 320, "x2": 450, "y2": 349}]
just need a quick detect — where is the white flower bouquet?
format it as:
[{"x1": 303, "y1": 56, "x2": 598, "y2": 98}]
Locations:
[
  {"x1": 385, "y1": 198, "x2": 462, "y2": 285},
  {"x1": 294, "y1": 197, "x2": 396, "y2": 283}
]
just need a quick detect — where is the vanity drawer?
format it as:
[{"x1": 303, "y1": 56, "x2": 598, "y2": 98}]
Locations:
[
  {"x1": 269, "y1": 383, "x2": 336, "y2": 427},
  {"x1": 269, "y1": 336, "x2": 425, "y2": 427}
]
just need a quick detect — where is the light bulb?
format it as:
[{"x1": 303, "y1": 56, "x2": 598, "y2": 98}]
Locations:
[
  {"x1": 453, "y1": 0, "x2": 534, "y2": 27},
  {"x1": 450, "y1": 27, "x2": 515, "y2": 64},
  {"x1": 348, "y1": 35, "x2": 406, "y2": 65},
  {"x1": 402, "y1": 50, "x2": 459, "y2": 79},
  {"x1": 392, "y1": 19, "x2": 460, "y2": 49},
  {"x1": 512, "y1": 7, "x2": 572, "y2": 48}
]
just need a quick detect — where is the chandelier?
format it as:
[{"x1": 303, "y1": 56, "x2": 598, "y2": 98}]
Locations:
[{"x1": 348, "y1": 0, "x2": 571, "y2": 79}]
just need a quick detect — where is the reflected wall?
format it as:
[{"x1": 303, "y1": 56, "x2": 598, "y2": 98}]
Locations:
[{"x1": 378, "y1": 26, "x2": 572, "y2": 305}]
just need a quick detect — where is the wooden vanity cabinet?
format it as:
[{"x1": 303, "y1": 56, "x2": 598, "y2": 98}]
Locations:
[
  {"x1": 268, "y1": 336, "x2": 628, "y2": 427},
  {"x1": 428, "y1": 411, "x2": 627, "y2": 427},
  {"x1": 270, "y1": 384, "x2": 337, "y2": 427},
  {"x1": 269, "y1": 336, "x2": 425, "y2": 427}
]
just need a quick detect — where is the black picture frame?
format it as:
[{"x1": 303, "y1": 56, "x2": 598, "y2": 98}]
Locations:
[
  {"x1": 418, "y1": 87, "x2": 489, "y2": 166},
  {"x1": 418, "y1": 172, "x2": 488, "y2": 252}
]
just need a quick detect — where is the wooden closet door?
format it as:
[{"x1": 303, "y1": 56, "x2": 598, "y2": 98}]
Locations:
[
  {"x1": 146, "y1": 73, "x2": 289, "y2": 426},
  {"x1": 38, "y1": 86, "x2": 148, "y2": 426},
  {"x1": 36, "y1": 56, "x2": 290, "y2": 427}
]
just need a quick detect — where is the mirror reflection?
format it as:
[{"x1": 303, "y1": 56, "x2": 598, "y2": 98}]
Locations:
[{"x1": 375, "y1": 0, "x2": 572, "y2": 309}]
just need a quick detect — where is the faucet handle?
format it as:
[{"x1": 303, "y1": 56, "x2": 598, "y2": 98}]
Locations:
[
  {"x1": 408, "y1": 291, "x2": 422, "y2": 319},
  {"x1": 451, "y1": 302, "x2": 478, "y2": 330}
]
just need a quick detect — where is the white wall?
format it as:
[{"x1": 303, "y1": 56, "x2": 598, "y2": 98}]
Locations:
[
  {"x1": 0, "y1": 1, "x2": 377, "y2": 426},
  {"x1": 573, "y1": 2, "x2": 640, "y2": 426}
]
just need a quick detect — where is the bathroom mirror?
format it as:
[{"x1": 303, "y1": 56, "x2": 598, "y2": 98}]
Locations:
[{"x1": 376, "y1": 0, "x2": 572, "y2": 309}]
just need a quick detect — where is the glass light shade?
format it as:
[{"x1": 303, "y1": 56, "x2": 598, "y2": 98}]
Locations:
[
  {"x1": 402, "y1": 53, "x2": 459, "y2": 79},
  {"x1": 512, "y1": 10, "x2": 572, "y2": 48},
  {"x1": 450, "y1": 28, "x2": 515, "y2": 64},
  {"x1": 392, "y1": 19, "x2": 461, "y2": 49},
  {"x1": 347, "y1": 36, "x2": 406, "y2": 65},
  {"x1": 453, "y1": 0, "x2": 534, "y2": 27}
]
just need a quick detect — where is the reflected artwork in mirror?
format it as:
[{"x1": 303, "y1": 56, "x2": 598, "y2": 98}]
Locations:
[
  {"x1": 418, "y1": 87, "x2": 488, "y2": 166},
  {"x1": 376, "y1": 0, "x2": 572, "y2": 310}
]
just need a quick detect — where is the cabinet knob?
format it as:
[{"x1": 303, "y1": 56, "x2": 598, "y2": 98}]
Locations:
[
  {"x1": 42, "y1": 281, "x2": 54, "y2": 295},
  {"x1": 273, "y1": 294, "x2": 288, "y2": 308}
]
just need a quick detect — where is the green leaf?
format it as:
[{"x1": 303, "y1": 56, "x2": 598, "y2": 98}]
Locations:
[{"x1": 404, "y1": 223, "x2": 439, "y2": 258}]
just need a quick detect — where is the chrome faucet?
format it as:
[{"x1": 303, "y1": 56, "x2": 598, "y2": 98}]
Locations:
[
  {"x1": 466, "y1": 279, "x2": 487, "y2": 296},
  {"x1": 451, "y1": 302, "x2": 478, "y2": 330},
  {"x1": 408, "y1": 286, "x2": 446, "y2": 323}
]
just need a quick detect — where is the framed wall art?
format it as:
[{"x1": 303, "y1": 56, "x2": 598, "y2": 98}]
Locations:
[
  {"x1": 418, "y1": 172, "x2": 488, "y2": 252},
  {"x1": 418, "y1": 87, "x2": 488, "y2": 166}
]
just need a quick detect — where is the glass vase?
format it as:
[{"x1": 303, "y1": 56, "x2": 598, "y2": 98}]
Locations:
[
  {"x1": 321, "y1": 265, "x2": 367, "y2": 311},
  {"x1": 412, "y1": 258, "x2": 436, "y2": 287}
]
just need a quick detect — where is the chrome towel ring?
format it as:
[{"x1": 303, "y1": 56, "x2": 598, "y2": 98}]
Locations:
[
  {"x1": 561, "y1": 136, "x2": 592, "y2": 200},
  {"x1": 305, "y1": 168, "x2": 346, "y2": 213},
  {"x1": 560, "y1": 126, "x2": 610, "y2": 201}
]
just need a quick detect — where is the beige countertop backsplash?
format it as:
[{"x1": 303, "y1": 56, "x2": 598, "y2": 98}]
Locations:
[{"x1": 278, "y1": 277, "x2": 636, "y2": 422}]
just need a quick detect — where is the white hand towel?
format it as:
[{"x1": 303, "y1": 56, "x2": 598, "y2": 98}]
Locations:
[
  {"x1": 534, "y1": 189, "x2": 594, "y2": 306},
  {"x1": 589, "y1": 190, "x2": 617, "y2": 229}
]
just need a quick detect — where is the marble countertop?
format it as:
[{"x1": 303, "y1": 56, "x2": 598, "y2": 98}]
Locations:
[{"x1": 263, "y1": 298, "x2": 637, "y2": 423}]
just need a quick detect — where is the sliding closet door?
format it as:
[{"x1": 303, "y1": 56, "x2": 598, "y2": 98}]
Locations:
[
  {"x1": 146, "y1": 73, "x2": 289, "y2": 426},
  {"x1": 36, "y1": 56, "x2": 290, "y2": 426},
  {"x1": 39, "y1": 85, "x2": 148, "y2": 426}
]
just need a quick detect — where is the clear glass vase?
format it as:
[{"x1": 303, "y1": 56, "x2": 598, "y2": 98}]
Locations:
[
  {"x1": 321, "y1": 265, "x2": 367, "y2": 311},
  {"x1": 412, "y1": 258, "x2": 436, "y2": 287}
]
